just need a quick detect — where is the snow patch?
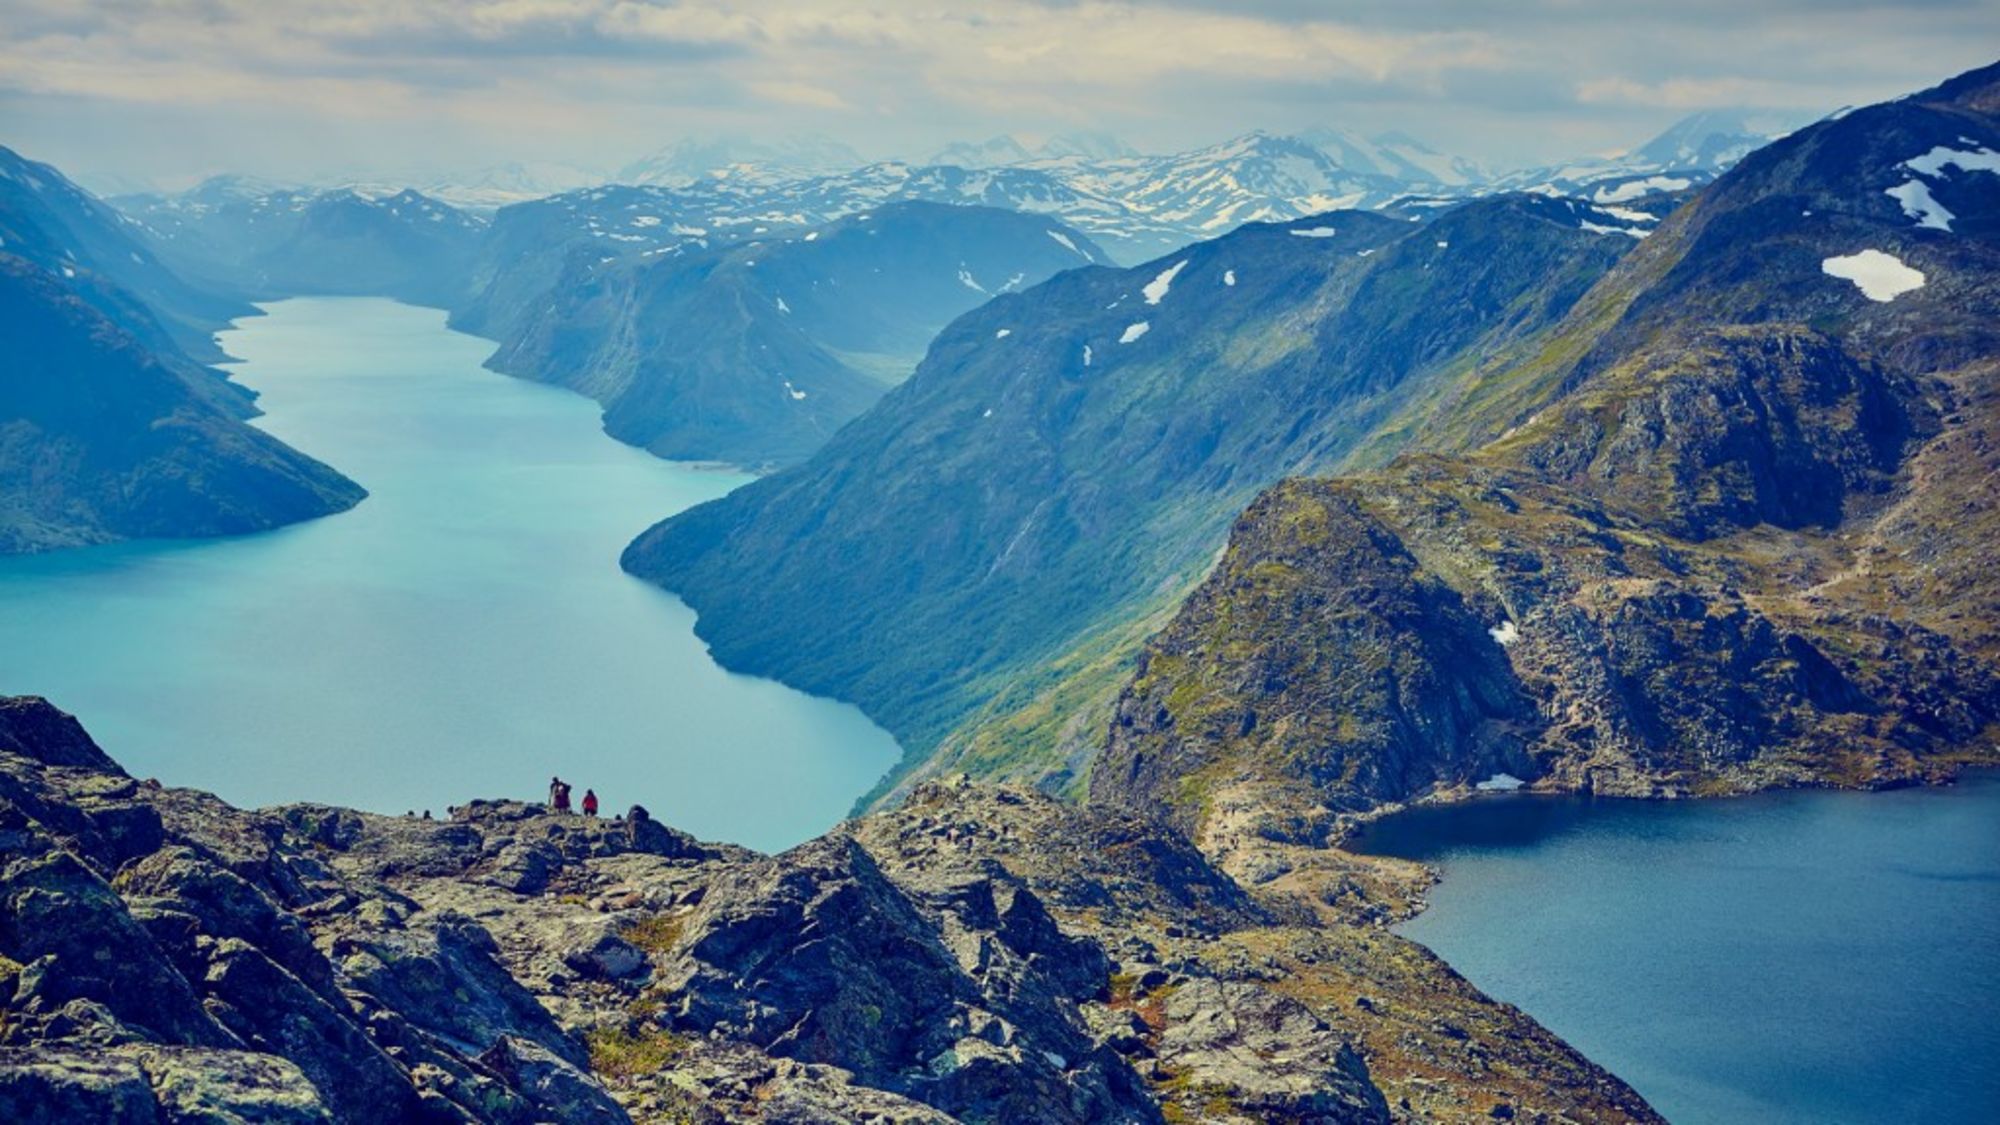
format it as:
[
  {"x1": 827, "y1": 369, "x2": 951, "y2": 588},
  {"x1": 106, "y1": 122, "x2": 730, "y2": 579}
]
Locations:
[
  {"x1": 1289, "y1": 225, "x2": 1338, "y2": 238},
  {"x1": 995, "y1": 328, "x2": 1012, "y2": 339},
  {"x1": 1143, "y1": 260, "x2": 1188, "y2": 306},
  {"x1": 804, "y1": 230, "x2": 818, "y2": 241},
  {"x1": 1821, "y1": 249, "x2": 1924, "y2": 302},
  {"x1": 1046, "y1": 229, "x2": 1090, "y2": 260},
  {"x1": 1082, "y1": 345, "x2": 1093, "y2": 367},
  {"x1": 1489, "y1": 620, "x2": 1520, "y2": 646},
  {"x1": 1222, "y1": 269, "x2": 1236, "y2": 287},
  {"x1": 1476, "y1": 773, "x2": 1526, "y2": 792},
  {"x1": 1903, "y1": 144, "x2": 2000, "y2": 178},
  {"x1": 1593, "y1": 175, "x2": 1691, "y2": 204},
  {"x1": 957, "y1": 267, "x2": 986, "y2": 293},
  {"x1": 1580, "y1": 221, "x2": 1648, "y2": 240},
  {"x1": 1118, "y1": 322, "x2": 1150, "y2": 344},
  {"x1": 782, "y1": 380, "x2": 808, "y2": 401},
  {"x1": 1435, "y1": 240, "x2": 1450, "y2": 249},
  {"x1": 1885, "y1": 179, "x2": 1954, "y2": 231},
  {"x1": 776, "y1": 296, "x2": 791, "y2": 313}
]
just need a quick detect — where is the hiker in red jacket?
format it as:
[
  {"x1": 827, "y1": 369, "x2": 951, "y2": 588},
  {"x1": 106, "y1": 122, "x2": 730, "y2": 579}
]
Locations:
[{"x1": 581, "y1": 789, "x2": 599, "y2": 818}]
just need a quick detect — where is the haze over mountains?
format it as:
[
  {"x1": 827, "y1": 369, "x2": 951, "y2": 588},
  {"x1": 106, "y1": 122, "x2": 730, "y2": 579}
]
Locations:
[{"x1": 116, "y1": 107, "x2": 1796, "y2": 260}]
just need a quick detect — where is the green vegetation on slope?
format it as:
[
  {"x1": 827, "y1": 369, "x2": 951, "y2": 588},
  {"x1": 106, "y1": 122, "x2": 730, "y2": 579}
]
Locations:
[{"x1": 625, "y1": 200, "x2": 1636, "y2": 793}]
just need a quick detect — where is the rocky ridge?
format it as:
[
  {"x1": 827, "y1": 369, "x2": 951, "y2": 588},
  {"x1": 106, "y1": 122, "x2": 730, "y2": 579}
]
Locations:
[
  {"x1": 0, "y1": 696, "x2": 1658, "y2": 1123},
  {"x1": 1088, "y1": 63, "x2": 2000, "y2": 871}
]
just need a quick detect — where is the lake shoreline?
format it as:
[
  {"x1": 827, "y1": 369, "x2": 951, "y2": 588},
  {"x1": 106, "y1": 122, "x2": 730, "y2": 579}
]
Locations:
[
  {"x1": 1342, "y1": 767, "x2": 2000, "y2": 1123},
  {"x1": 0, "y1": 297, "x2": 902, "y2": 852}
]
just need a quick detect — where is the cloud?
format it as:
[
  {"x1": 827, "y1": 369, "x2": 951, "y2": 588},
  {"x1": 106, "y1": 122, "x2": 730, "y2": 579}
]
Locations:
[
  {"x1": 0, "y1": 0, "x2": 1994, "y2": 184},
  {"x1": 747, "y1": 80, "x2": 853, "y2": 111}
]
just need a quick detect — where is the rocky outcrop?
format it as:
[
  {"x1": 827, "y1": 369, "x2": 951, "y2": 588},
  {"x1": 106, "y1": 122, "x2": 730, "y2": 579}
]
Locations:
[
  {"x1": 1095, "y1": 481, "x2": 1537, "y2": 845},
  {"x1": 663, "y1": 833, "x2": 1157, "y2": 1123},
  {"x1": 0, "y1": 696, "x2": 623, "y2": 1124},
  {"x1": 1507, "y1": 327, "x2": 1926, "y2": 540},
  {"x1": 1, "y1": 697, "x2": 1661, "y2": 1123}
]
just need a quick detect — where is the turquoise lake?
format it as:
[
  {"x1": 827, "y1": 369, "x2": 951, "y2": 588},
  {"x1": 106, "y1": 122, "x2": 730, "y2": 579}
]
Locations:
[
  {"x1": 0, "y1": 296, "x2": 901, "y2": 851},
  {"x1": 1351, "y1": 776, "x2": 2000, "y2": 1124}
]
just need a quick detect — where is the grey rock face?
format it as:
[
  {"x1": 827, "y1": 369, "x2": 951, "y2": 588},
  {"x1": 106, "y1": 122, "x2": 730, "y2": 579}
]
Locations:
[
  {"x1": 664, "y1": 834, "x2": 1158, "y2": 1124},
  {"x1": 1157, "y1": 979, "x2": 1389, "y2": 1123},
  {"x1": 0, "y1": 703, "x2": 627, "y2": 1125}
]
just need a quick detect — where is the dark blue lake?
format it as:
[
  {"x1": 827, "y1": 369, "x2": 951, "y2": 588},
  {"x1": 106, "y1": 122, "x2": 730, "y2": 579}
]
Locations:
[{"x1": 1350, "y1": 777, "x2": 2000, "y2": 1123}]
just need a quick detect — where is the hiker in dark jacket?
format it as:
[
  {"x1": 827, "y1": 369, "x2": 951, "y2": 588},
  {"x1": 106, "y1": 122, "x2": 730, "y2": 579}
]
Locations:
[{"x1": 550, "y1": 777, "x2": 572, "y2": 813}]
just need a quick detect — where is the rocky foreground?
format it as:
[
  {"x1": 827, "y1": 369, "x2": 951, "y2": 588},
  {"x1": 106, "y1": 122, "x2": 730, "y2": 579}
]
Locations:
[{"x1": 1, "y1": 695, "x2": 1657, "y2": 1124}]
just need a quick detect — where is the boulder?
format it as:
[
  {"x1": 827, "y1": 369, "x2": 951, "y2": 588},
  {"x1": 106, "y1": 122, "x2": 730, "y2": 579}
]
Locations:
[
  {"x1": 477, "y1": 1036, "x2": 629, "y2": 1125},
  {"x1": 0, "y1": 697, "x2": 121, "y2": 773}
]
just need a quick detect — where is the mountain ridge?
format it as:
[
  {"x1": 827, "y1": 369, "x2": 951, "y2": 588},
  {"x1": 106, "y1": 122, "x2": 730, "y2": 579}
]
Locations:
[{"x1": 1088, "y1": 61, "x2": 2000, "y2": 866}]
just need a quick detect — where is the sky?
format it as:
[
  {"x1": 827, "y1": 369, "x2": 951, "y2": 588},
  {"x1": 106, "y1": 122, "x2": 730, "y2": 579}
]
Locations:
[{"x1": 1, "y1": 1, "x2": 1995, "y2": 191}]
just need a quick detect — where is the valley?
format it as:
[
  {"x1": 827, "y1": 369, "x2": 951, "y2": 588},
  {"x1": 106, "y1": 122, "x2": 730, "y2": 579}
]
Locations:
[
  {"x1": 3, "y1": 37, "x2": 1998, "y2": 1125},
  {"x1": 0, "y1": 298, "x2": 899, "y2": 851}
]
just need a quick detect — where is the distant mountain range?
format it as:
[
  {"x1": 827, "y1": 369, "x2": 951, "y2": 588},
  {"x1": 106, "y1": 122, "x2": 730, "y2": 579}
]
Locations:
[
  {"x1": 926, "y1": 132, "x2": 1141, "y2": 167},
  {"x1": 617, "y1": 135, "x2": 867, "y2": 188},
  {"x1": 115, "y1": 183, "x2": 488, "y2": 308},
  {"x1": 549, "y1": 112, "x2": 1782, "y2": 265},
  {"x1": 110, "y1": 108, "x2": 1793, "y2": 270},
  {"x1": 482, "y1": 201, "x2": 1110, "y2": 467}
]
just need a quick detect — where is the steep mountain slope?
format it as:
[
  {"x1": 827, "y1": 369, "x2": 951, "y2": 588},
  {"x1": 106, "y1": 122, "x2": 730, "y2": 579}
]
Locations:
[
  {"x1": 0, "y1": 694, "x2": 1661, "y2": 1123},
  {"x1": 624, "y1": 198, "x2": 1637, "y2": 788},
  {"x1": 485, "y1": 202, "x2": 1110, "y2": 468},
  {"x1": 118, "y1": 186, "x2": 487, "y2": 308},
  {"x1": 1089, "y1": 62, "x2": 2000, "y2": 856},
  {"x1": 0, "y1": 254, "x2": 363, "y2": 554},
  {"x1": 0, "y1": 147, "x2": 251, "y2": 363}
]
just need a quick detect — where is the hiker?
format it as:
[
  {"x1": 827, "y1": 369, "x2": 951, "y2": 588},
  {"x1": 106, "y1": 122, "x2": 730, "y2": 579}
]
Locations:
[
  {"x1": 581, "y1": 789, "x2": 599, "y2": 818},
  {"x1": 550, "y1": 776, "x2": 572, "y2": 814}
]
